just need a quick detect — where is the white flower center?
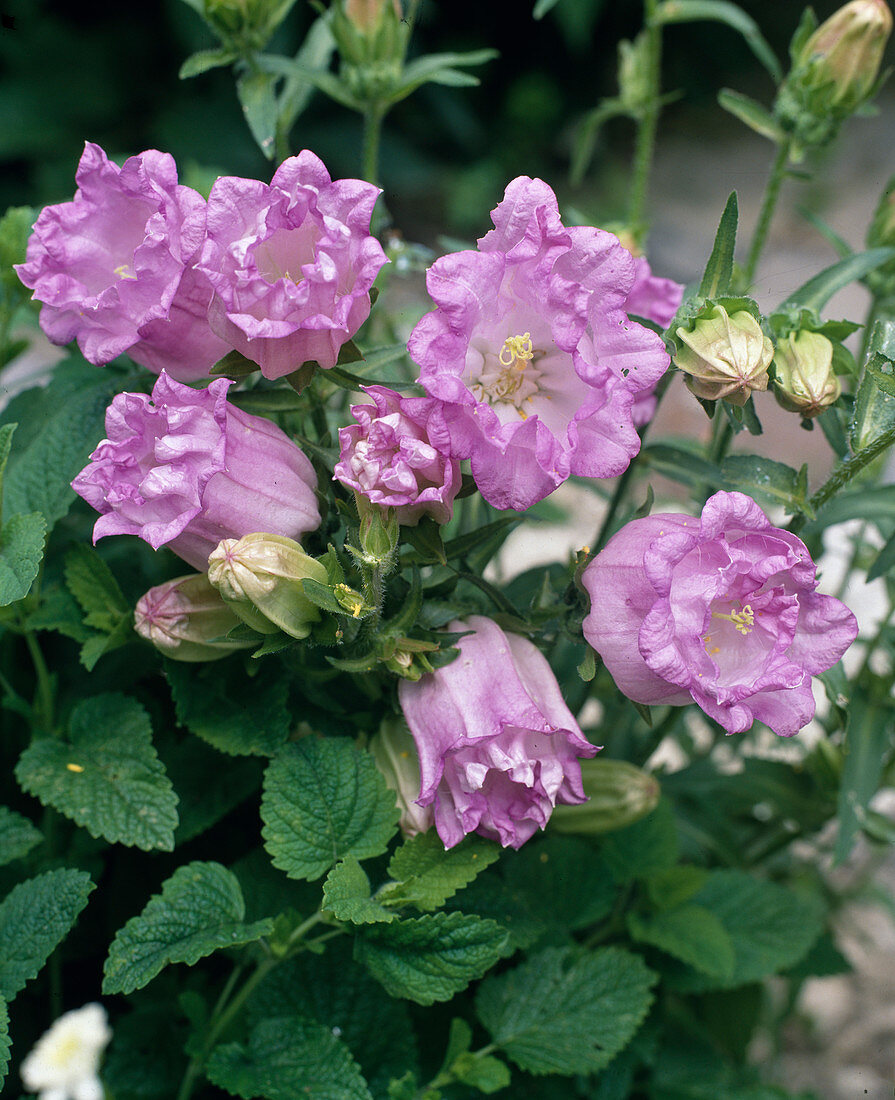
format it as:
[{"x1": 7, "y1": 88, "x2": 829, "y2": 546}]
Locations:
[{"x1": 703, "y1": 603, "x2": 755, "y2": 656}]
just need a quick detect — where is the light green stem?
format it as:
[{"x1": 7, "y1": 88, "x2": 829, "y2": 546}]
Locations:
[
  {"x1": 744, "y1": 140, "x2": 791, "y2": 285},
  {"x1": 24, "y1": 629, "x2": 54, "y2": 733},
  {"x1": 627, "y1": 0, "x2": 662, "y2": 235}
]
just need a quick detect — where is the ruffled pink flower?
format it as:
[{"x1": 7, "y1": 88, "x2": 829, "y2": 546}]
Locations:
[
  {"x1": 195, "y1": 150, "x2": 388, "y2": 380},
  {"x1": 398, "y1": 616, "x2": 599, "y2": 849},
  {"x1": 582, "y1": 491, "x2": 858, "y2": 737},
  {"x1": 334, "y1": 385, "x2": 460, "y2": 524},
  {"x1": 15, "y1": 142, "x2": 228, "y2": 382},
  {"x1": 72, "y1": 372, "x2": 320, "y2": 569},
  {"x1": 407, "y1": 177, "x2": 670, "y2": 510},
  {"x1": 625, "y1": 256, "x2": 684, "y2": 428}
]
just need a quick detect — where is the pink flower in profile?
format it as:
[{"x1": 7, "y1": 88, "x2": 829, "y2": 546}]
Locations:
[
  {"x1": 72, "y1": 372, "x2": 320, "y2": 569},
  {"x1": 582, "y1": 491, "x2": 858, "y2": 737},
  {"x1": 398, "y1": 616, "x2": 599, "y2": 849},
  {"x1": 334, "y1": 385, "x2": 460, "y2": 525},
  {"x1": 407, "y1": 177, "x2": 670, "y2": 511},
  {"x1": 15, "y1": 142, "x2": 228, "y2": 382},
  {"x1": 196, "y1": 151, "x2": 388, "y2": 380},
  {"x1": 625, "y1": 256, "x2": 684, "y2": 428}
]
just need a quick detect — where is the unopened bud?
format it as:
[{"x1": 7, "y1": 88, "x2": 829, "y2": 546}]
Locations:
[
  {"x1": 207, "y1": 533, "x2": 327, "y2": 639},
  {"x1": 549, "y1": 758, "x2": 660, "y2": 835},
  {"x1": 369, "y1": 717, "x2": 434, "y2": 837},
  {"x1": 345, "y1": 0, "x2": 401, "y2": 34},
  {"x1": 675, "y1": 304, "x2": 773, "y2": 405},
  {"x1": 797, "y1": 0, "x2": 892, "y2": 110},
  {"x1": 134, "y1": 573, "x2": 254, "y2": 662},
  {"x1": 773, "y1": 330, "x2": 841, "y2": 417},
  {"x1": 356, "y1": 494, "x2": 400, "y2": 565}
]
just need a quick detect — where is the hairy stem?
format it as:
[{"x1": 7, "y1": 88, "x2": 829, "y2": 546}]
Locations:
[
  {"x1": 627, "y1": 0, "x2": 663, "y2": 234},
  {"x1": 743, "y1": 140, "x2": 791, "y2": 285}
]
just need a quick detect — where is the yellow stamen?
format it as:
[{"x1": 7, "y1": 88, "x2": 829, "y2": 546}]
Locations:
[
  {"x1": 712, "y1": 604, "x2": 755, "y2": 636},
  {"x1": 499, "y1": 332, "x2": 534, "y2": 368},
  {"x1": 113, "y1": 264, "x2": 137, "y2": 280}
]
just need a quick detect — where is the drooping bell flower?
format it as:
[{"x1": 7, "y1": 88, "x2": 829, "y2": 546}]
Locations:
[
  {"x1": 407, "y1": 177, "x2": 670, "y2": 511},
  {"x1": 582, "y1": 491, "x2": 858, "y2": 737},
  {"x1": 196, "y1": 150, "x2": 388, "y2": 380},
  {"x1": 134, "y1": 572, "x2": 255, "y2": 662},
  {"x1": 15, "y1": 142, "x2": 228, "y2": 382},
  {"x1": 334, "y1": 385, "x2": 460, "y2": 525},
  {"x1": 398, "y1": 615, "x2": 599, "y2": 849},
  {"x1": 72, "y1": 372, "x2": 320, "y2": 570}
]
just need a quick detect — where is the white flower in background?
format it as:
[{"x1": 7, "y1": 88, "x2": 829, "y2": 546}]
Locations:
[{"x1": 20, "y1": 1003, "x2": 111, "y2": 1100}]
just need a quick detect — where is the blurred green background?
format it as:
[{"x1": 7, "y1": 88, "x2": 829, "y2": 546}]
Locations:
[{"x1": 0, "y1": 0, "x2": 858, "y2": 237}]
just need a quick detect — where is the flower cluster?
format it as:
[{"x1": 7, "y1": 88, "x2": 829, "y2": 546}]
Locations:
[{"x1": 582, "y1": 491, "x2": 858, "y2": 737}]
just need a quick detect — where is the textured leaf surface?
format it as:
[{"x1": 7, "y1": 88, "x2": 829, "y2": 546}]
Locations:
[
  {"x1": 476, "y1": 946, "x2": 656, "y2": 1075},
  {"x1": 207, "y1": 1014, "x2": 373, "y2": 1100},
  {"x1": 601, "y1": 798, "x2": 679, "y2": 882},
  {"x1": 16, "y1": 694, "x2": 179, "y2": 851},
  {"x1": 0, "y1": 995, "x2": 9, "y2": 1088},
  {"x1": 668, "y1": 871, "x2": 824, "y2": 991},
  {"x1": 0, "y1": 806, "x2": 42, "y2": 865},
  {"x1": 628, "y1": 904, "x2": 735, "y2": 979},
  {"x1": 247, "y1": 941, "x2": 418, "y2": 1099},
  {"x1": 0, "y1": 869, "x2": 94, "y2": 1000},
  {"x1": 103, "y1": 861, "x2": 273, "y2": 995},
  {"x1": 356, "y1": 912, "x2": 507, "y2": 1005},
  {"x1": 0, "y1": 511, "x2": 45, "y2": 606},
  {"x1": 382, "y1": 832, "x2": 499, "y2": 911},
  {"x1": 262, "y1": 739, "x2": 399, "y2": 881},
  {"x1": 323, "y1": 857, "x2": 395, "y2": 924},
  {"x1": 166, "y1": 659, "x2": 290, "y2": 756}
]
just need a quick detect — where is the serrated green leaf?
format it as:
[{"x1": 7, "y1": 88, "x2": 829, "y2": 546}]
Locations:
[
  {"x1": 179, "y1": 46, "x2": 238, "y2": 78},
  {"x1": 207, "y1": 1014, "x2": 373, "y2": 1100},
  {"x1": 63, "y1": 543, "x2": 129, "y2": 631},
  {"x1": 601, "y1": 798, "x2": 679, "y2": 882},
  {"x1": 262, "y1": 738, "x2": 399, "y2": 881},
  {"x1": 834, "y1": 692, "x2": 892, "y2": 862},
  {"x1": 653, "y1": 1, "x2": 781, "y2": 80},
  {"x1": 698, "y1": 192, "x2": 738, "y2": 298},
  {"x1": 323, "y1": 856, "x2": 395, "y2": 924},
  {"x1": 0, "y1": 869, "x2": 94, "y2": 1000},
  {"x1": 166, "y1": 658, "x2": 290, "y2": 756},
  {"x1": 0, "y1": 511, "x2": 45, "y2": 606},
  {"x1": 23, "y1": 582, "x2": 91, "y2": 642},
  {"x1": 237, "y1": 70, "x2": 278, "y2": 159},
  {"x1": 718, "y1": 89, "x2": 784, "y2": 143},
  {"x1": 628, "y1": 904, "x2": 735, "y2": 979},
  {"x1": 0, "y1": 423, "x2": 16, "y2": 508},
  {"x1": 451, "y1": 1051, "x2": 511, "y2": 1094},
  {"x1": 382, "y1": 832, "x2": 500, "y2": 911},
  {"x1": 0, "y1": 806, "x2": 42, "y2": 865},
  {"x1": 103, "y1": 861, "x2": 273, "y2": 995},
  {"x1": 79, "y1": 613, "x2": 133, "y2": 670},
  {"x1": 476, "y1": 945, "x2": 656, "y2": 1075},
  {"x1": 16, "y1": 693, "x2": 179, "y2": 851},
  {"x1": 0, "y1": 996, "x2": 8, "y2": 1089},
  {"x1": 668, "y1": 870, "x2": 823, "y2": 991},
  {"x1": 356, "y1": 912, "x2": 507, "y2": 1005}
]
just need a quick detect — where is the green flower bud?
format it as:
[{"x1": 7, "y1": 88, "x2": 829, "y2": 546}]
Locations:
[
  {"x1": 207, "y1": 533, "x2": 327, "y2": 639},
  {"x1": 369, "y1": 716, "x2": 433, "y2": 837},
  {"x1": 134, "y1": 573, "x2": 254, "y2": 662},
  {"x1": 345, "y1": 0, "x2": 402, "y2": 36},
  {"x1": 549, "y1": 758, "x2": 660, "y2": 836},
  {"x1": 355, "y1": 494, "x2": 400, "y2": 567},
  {"x1": 675, "y1": 305, "x2": 773, "y2": 406},
  {"x1": 772, "y1": 330, "x2": 841, "y2": 417},
  {"x1": 797, "y1": 0, "x2": 892, "y2": 111}
]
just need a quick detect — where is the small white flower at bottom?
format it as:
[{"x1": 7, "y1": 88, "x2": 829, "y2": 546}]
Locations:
[{"x1": 20, "y1": 1003, "x2": 111, "y2": 1100}]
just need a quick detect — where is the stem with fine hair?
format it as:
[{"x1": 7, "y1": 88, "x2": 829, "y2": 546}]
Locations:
[
  {"x1": 743, "y1": 140, "x2": 791, "y2": 285},
  {"x1": 627, "y1": 0, "x2": 663, "y2": 235}
]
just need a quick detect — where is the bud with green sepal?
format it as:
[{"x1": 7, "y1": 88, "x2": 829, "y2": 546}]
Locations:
[
  {"x1": 772, "y1": 329, "x2": 842, "y2": 418},
  {"x1": 330, "y1": 0, "x2": 408, "y2": 102},
  {"x1": 202, "y1": 0, "x2": 300, "y2": 51},
  {"x1": 673, "y1": 299, "x2": 774, "y2": 406},
  {"x1": 352, "y1": 492, "x2": 400, "y2": 569},
  {"x1": 774, "y1": 0, "x2": 893, "y2": 158},
  {"x1": 207, "y1": 532, "x2": 328, "y2": 639},
  {"x1": 548, "y1": 758, "x2": 660, "y2": 836},
  {"x1": 134, "y1": 573, "x2": 256, "y2": 662},
  {"x1": 369, "y1": 715, "x2": 434, "y2": 837}
]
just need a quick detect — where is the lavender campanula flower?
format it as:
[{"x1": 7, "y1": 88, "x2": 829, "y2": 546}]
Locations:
[
  {"x1": 334, "y1": 385, "x2": 460, "y2": 525},
  {"x1": 15, "y1": 142, "x2": 228, "y2": 382},
  {"x1": 625, "y1": 255, "x2": 684, "y2": 427},
  {"x1": 72, "y1": 372, "x2": 320, "y2": 570},
  {"x1": 398, "y1": 616, "x2": 599, "y2": 849},
  {"x1": 582, "y1": 491, "x2": 859, "y2": 737},
  {"x1": 195, "y1": 150, "x2": 388, "y2": 380},
  {"x1": 406, "y1": 177, "x2": 670, "y2": 511}
]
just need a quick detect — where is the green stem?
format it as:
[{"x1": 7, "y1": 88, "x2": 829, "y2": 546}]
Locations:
[
  {"x1": 627, "y1": 1, "x2": 662, "y2": 235},
  {"x1": 24, "y1": 629, "x2": 54, "y2": 733},
  {"x1": 361, "y1": 102, "x2": 385, "y2": 187},
  {"x1": 708, "y1": 408, "x2": 733, "y2": 465},
  {"x1": 790, "y1": 423, "x2": 895, "y2": 534},
  {"x1": 592, "y1": 459, "x2": 638, "y2": 553},
  {"x1": 743, "y1": 140, "x2": 791, "y2": 286}
]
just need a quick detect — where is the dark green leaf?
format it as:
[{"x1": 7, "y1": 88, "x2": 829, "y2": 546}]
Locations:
[
  {"x1": 720, "y1": 454, "x2": 809, "y2": 514},
  {"x1": 381, "y1": 831, "x2": 500, "y2": 912},
  {"x1": 698, "y1": 192, "x2": 738, "y2": 298},
  {"x1": 0, "y1": 511, "x2": 45, "y2": 606},
  {"x1": 640, "y1": 444, "x2": 721, "y2": 491},
  {"x1": 0, "y1": 869, "x2": 94, "y2": 1000},
  {"x1": 64, "y1": 543, "x2": 129, "y2": 631},
  {"x1": 103, "y1": 861, "x2": 273, "y2": 995},
  {"x1": 262, "y1": 738, "x2": 399, "y2": 881},
  {"x1": 207, "y1": 1014, "x2": 373, "y2": 1100},
  {"x1": 653, "y1": 2, "x2": 781, "y2": 80},
  {"x1": 237, "y1": 71, "x2": 278, "y2": 159},
  {"x1": 323, "y1": 856, "x2": 396, "y2": 924},
  {"x1": 0, "y1": 996, "x2": 8, "y2": 1089},
  {"x1": 834, "y1": 692, "x2": 893, "y2": 862},
  {"x1": 780, "y1": 248, "x2": 895, "y2": 314},
  {"x1": 356, "y1": 912, "x2": 507, "y2": 1005},
  {"x1": 166, "y1": 658, "x2": 290, "y2": 756},
  {"x1": 601, "y1": 798, "x2": 679, "y2": 882},
  {"x1": 476, "y1": 945, "x2": 656, "y2": 1075},
  {"x1": 16, "y1": 694, "x2": 178, "y2": 851},
  {"x1": 628, "y1": 904, "x2": 735, "y2": 979},
  {"x1": 179, "y1": 46, "x2": 238, "y2": 78},
  {"x1": 0, "y1": 806, "x2": 42, "y2": 865}
]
